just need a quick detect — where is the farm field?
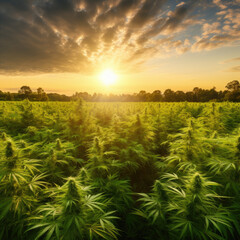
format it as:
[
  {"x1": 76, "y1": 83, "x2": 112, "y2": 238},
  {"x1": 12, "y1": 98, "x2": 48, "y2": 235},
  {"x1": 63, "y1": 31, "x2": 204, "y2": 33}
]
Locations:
[{"x1": 1, "y1": 100, "x2": 240, "y2": 240}]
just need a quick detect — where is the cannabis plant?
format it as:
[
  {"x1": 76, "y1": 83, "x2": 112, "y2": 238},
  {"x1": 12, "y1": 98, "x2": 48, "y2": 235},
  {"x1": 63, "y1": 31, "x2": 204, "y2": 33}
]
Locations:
[{"x1": 29, "y1": 177, "x2": 118, "y2": 240}]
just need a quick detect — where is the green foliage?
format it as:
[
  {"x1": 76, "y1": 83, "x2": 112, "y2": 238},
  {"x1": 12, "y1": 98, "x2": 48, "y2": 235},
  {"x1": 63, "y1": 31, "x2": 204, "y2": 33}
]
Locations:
[
  {"x1": 29, "y1": 177, "x2": 118, "y2": 240},
  {"x1": 0, "y1": 101, "x2": 239, "y2": 239}
]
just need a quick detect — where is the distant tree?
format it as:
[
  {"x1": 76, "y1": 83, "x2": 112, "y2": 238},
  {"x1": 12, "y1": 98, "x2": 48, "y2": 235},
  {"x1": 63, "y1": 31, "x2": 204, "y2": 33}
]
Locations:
[
  {"x1": 37, "y1": 87, "x2": 44, "y2": 95},
  {"x1": 19, "y1": 86, "x2": 32, "y2": 95},
  {"x1": 47, "y1": 93, "x2": 70, "y2": 101},
  {"x1": 0, "y1": 90, "x2": 5, "y2": 100},
  {"x1": 36, "y1": 87, "x2": 48, "y2": 101},
  {"x1": 218, "y1": 90, "x2": 228, "y2": 101},
  {"x1": 6, "y1": 92, "x2": 14, "y2": 101},
  {"x1": 73, "y1": 92, "x2": 91, "y2": 101},
  {"x1": 42, "y1": 92, "x2": 49, "y2": 101},
  {"x1": 208, "y1": 87, "x2": 218, "y2": 101},
  {"x1": 18, "y1": 86, "x2": 32, "y2": 99},
  {"x1": 1, "y1": 81, "x2": 240, "y2": 102},
  {"x1": 193, "y1": 87, "x2": 202, "y2": 101},
  {"x1": 175, "y1": 91, "x2": 186, "y2": 102},
  {"x1": 164, "y1": 89, "x2": 175, "y2": 102},
  {"x1": 225, "y1": 80, "x2": 240, "y2": 91},
  {"x1": 185, "y1": 91, "x2": 195, "y2": 102},
  {"x1": 224, "y1": 80, "x2": 240, "y2": 101},
  {"x1": 224, "y1": 90, "x2": 240, "y2": 102},
  {"x1": 137, "y1": 90, "x2": 148, "y2": 102},
  {"x1": 151, "y1": 90, "x2": 162, "y2": 102}
]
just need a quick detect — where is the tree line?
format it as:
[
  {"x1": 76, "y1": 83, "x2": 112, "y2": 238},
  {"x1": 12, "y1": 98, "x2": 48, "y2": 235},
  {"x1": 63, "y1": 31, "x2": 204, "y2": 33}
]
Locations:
[{"x1": 0, "y1": 80, "x2": 240, "y2": 102}]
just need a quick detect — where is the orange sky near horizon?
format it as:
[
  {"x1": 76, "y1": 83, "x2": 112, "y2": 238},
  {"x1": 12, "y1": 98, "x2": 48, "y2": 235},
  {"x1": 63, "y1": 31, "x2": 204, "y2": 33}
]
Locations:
[{"x1": 1, "y1": 45, "x2": 239, "y2": 95}]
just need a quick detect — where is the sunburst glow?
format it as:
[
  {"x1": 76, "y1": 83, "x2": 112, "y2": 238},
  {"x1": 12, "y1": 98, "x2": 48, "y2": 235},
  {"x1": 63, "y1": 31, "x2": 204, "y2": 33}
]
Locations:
[{"x1": 99, "y1": 69, "x2": 117, "y2": 86}]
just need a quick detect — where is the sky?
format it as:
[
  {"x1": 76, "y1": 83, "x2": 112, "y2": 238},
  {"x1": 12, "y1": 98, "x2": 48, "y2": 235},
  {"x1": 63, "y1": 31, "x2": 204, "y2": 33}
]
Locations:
[{"x1": 0, "y1": 0, "x2": 240, "y2": 95}]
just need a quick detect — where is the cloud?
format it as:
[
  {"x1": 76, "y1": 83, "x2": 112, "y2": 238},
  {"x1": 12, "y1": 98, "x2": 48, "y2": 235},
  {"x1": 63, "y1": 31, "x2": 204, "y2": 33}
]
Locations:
[
  {"x1": 96, "y1": 0, "x2": 142, "y2": 26},
  {"x1": 223, "y1": 57, "x2": 240, "y2": 72},
  {"x1": 160, "y1": 2, "x2": 196, "y2": 32},
  {"x1": 128, "y1": 0, "x2": 165, "y2": 28},
  {"x1": 213, "y1": 0, "x2": 227, "y2": 9},
  {"x1": 0, "y1": 0, "x2": 239, "y2": 74},
  {"x1": 176, "y1": 2, "x2": 186, "y2": 7},
  {"x1": 192, "y1": 33, "x2": 240, "y2": 52},
  {"x1": 223, "y1": 57, "x2": 240, "y2": 63},
  {"x1": 192, "y1": 27, "x2": 240, "y2": 51},
  {"x1": 0, "y1": 9, "x2": 91, "y2": 73},
  {"x1": 137, "y1": 1, "x2": 197, "y2": 43},
  {"x1": 226, "y1": 66, "x2": 240, "y2": 72},
  {"x1": 123, "y1": 0, "x2": 166, "y2": 42},
  {"x1": 202, "y1": 22, "x2": 221, "y2": 36},
  {"x1": 191, "y1": 5, "x2": 240, "y2": 52}
]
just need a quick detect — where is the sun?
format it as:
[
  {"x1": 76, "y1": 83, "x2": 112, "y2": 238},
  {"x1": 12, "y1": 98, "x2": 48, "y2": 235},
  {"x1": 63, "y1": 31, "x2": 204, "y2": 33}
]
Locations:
[{"x1": 99, "y1": 69, "x2": 117, "y2": 86}]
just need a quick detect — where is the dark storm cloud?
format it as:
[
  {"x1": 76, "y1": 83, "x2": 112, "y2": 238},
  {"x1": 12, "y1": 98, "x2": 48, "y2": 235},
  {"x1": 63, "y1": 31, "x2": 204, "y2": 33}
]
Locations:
[{"x1": 0, "y1": 0, "x2": 239, "y2": 74}]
